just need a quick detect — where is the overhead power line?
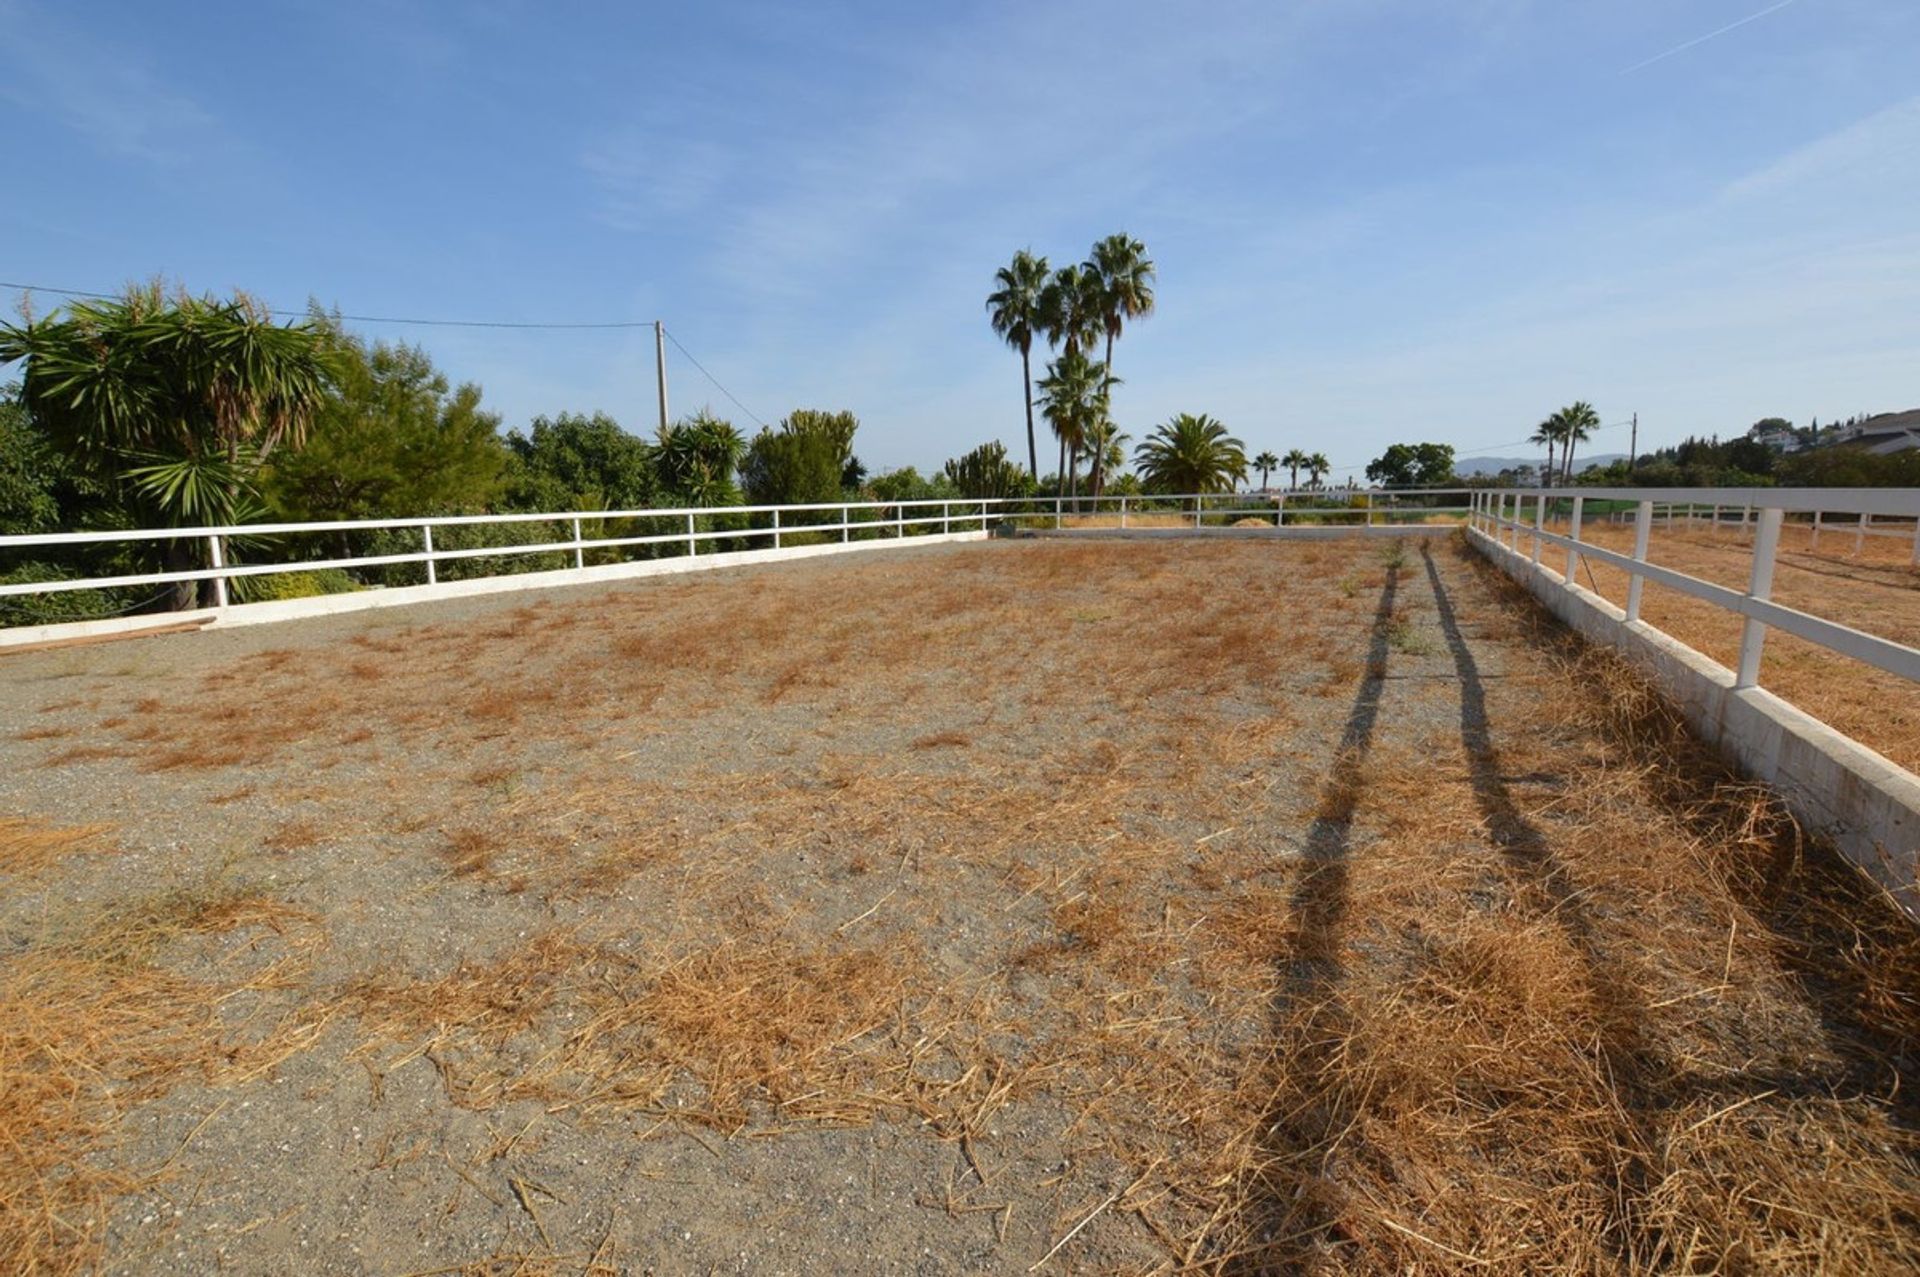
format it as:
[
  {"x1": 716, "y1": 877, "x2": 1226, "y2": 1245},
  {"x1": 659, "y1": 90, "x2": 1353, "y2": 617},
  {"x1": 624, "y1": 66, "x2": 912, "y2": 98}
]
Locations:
[
  {"x1": 0, "y1": 278, "x2": 656, "y2": 329},
  {"x1": 660, "y1": 326, "x2": 768, "y2": 429},
  {"x1": 1, "y1": 277, "x2": 772, "y2": 428}
]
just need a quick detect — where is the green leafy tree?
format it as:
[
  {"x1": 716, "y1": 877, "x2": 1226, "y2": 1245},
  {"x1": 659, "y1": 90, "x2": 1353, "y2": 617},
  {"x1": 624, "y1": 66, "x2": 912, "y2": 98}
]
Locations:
[
  {"x1": 501, "y1": 411, "x2": 654, "y2": 512},
  {"x1": 1134, "y1": 413, "x2": 1247, "y2": 504},
  {"x1": 268, "y1": 328, "x2": 507, "y2": 524},
  {"x1": 1253, "y1": 450, "x2": 1279, "y2": 490},
  {"x1": 777, "y1": 408, "x2": 862, "y2": 491},
  {"x1": 1281, "y1": 448, "x2": 1310, "y2": 491},
  {"x1": 0, "y1": 284, "x2": 336, "y2": 608},
  {"x1": 0, "y1": 383, "x2": 66, "y2": 535},
  {"x1": 1086, "y1": 233, "x2": 1154, "y2": 396},
  {"x1": 986, "y1": 251, "x2": 1050, "y2": 479},
  {"x1": 943, "y1": 440, "x2": 1029, "y2": 500},
  {"x1": 741, "y1": 421, "x2": 845, "y2": 508},
  {"x1": 1365, "y1": 442, "x2": 1456, "y2": 488}
]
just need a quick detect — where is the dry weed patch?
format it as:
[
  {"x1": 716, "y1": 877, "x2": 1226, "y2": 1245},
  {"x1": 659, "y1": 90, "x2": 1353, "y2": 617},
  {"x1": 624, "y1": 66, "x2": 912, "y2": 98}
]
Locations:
[{"x1": 0, "y1": 855, "x2": 327, "y2": 1275}]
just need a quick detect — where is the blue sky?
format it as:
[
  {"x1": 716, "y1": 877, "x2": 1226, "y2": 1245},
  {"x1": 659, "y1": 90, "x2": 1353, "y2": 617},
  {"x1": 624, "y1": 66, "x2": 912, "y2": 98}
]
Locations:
[{"x1": 2, "y1": 0, "x2": 1917, "y2": 478}]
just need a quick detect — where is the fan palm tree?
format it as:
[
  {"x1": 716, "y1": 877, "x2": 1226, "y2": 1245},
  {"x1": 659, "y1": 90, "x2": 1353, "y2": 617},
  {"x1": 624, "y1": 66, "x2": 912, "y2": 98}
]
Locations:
[
  {"x1": 1038, "y1": 263, "x2": 1105, "y2": 360},
  {"x1": 0, "y1": 283, "x2": 337, "y2": 608},
  {"x1": 1133, "y1": 413, "x2": 1247, "y2": 508},
  {"x1": 1086, "y1": 234, "x2": 1154, "y2": 396},
  {"x1": 1529, "y1": 418, "x2": 1559, "y2": 488},
  {"x1": 1036, "y1": 268, "x2": 1107, "y2": 495},
  {"x1": 1253, "y1": 450, "x2": 1279, "y2": 490},
  {"x1": 986, "y1": 250, "x2": 1050, "y2": 480},
  {"x1": 1306, "y1": 452, "x2": 1330, "y2": 489},
  {"x1": 1083, "y1": 419, "x2": 1131, "y2": 503},
  {"x1": 1554, "y1": 401, "x2": 1600, "y2": 484},
  {"x1": 1036, "y1": 349, "x2": 1110, "y2": 506},
  {"x1": 1281, "y1": 448, "x2": 1311, "y2": 491}
]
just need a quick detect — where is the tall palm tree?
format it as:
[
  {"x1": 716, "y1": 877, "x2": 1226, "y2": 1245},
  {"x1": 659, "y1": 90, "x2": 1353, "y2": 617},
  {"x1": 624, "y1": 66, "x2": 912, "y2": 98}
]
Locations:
[
  {"x1": 1555, "y1": 401, "x2": 1599, "y2": 484},
  {"x1": 1281, "y1": 447, "x2": 1311, "y2": 491},
  {"x1": 1306, "y1": 452, "x2": 1330, "y2": 489},
  {"x1": 1530, "y1": 418, "x2": 1558, "y2": 488},
  {"x1": 1086, "y1": 233, "x2": 1155, "y2": 396},
  {"x1": 1133, "y1": 413, "x2": 1247, "y2": 507},
  {"x1": 986, "y1": 250, "x2": 1050, "y2": 480},
  {"x1": 1036, "y1": 349, "x2": 1110, "y2": 505},
  {"x1": 1253, "y1": 450, "x2": 1279, "y2": 490},
  {"x1": 1036, "y1": 265, "x2": 1104, "y2": 493}
]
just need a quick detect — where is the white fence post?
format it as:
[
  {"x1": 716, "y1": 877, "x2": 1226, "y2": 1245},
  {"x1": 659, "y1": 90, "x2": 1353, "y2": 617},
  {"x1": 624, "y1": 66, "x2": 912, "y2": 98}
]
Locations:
[
  {"x1": 942, "y1": 501, "x2": 951, "y2": 535},
  {"x1": 687, "y1": 512, "x2": 697, "y2": 557},
  {"x1": 207, "y1": 535, "x2": 229, "y2": 608},
  {"x1": 1121, "y1": 496, "x2": 1130, "y2": 529},
  {"x1": 1531, "y1": 493, "x2": 1545, "y2": 565},
  {"x1": 773, "y1": 508, "x2": 782, "y2": 550},
  {"x1": 1855, "y1": 512, "x2": 1868, "y2": 558},
  {"x1": 1625, "y1": 500, "x2": 1653, "y2": 623},
  {"x1": 572, "y1": 517, "x2": 585, "y2": 570},
  {"x1": 1810, "y1": 508, "x2": 1822, "y2": 550},
  {"x1": 1564, "y1": 496, "x2": 1584, "y2": 587},
  {"x1": 842, "y1": 504, "x2": 851, "y2": 543},
  {"x1": 1274, "y1": 493, "x2": 1283, "y2": 528},
  {"x1": 1735, "y1": 508, "x2": 1785, "y2": 690},
  {"x1": 422, "y1": 524, "x2": 437, "y2": 586},
  {"x1": 1055, "y1": 496, "x2": 1062, "y2": 530}
]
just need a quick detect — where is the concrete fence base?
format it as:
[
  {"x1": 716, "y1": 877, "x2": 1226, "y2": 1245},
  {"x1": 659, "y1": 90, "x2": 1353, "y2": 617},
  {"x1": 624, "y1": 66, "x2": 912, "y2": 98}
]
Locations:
[
  {"x1": 0, "y1": 530, "x2": 989, "y2": 651},
  {"x1": 1468, "y1": 526, "x2": 1920, "y2": 922}
]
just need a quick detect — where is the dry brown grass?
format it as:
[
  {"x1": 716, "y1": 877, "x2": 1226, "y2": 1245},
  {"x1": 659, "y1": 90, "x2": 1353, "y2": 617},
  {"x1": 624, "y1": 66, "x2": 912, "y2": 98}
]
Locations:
[
  {"x1": 1543, "y1": 518, "x2": 1920, "y2": 771},
  {"x1": 0, "y1": 817, "x2": 112, "y2": 876},
  {"x1": 0, "y1": 858, "x2": 327, "y2": 1275},
  {"x1": 6, "y1": 537, "x2": 1916, "y2": 1272}
]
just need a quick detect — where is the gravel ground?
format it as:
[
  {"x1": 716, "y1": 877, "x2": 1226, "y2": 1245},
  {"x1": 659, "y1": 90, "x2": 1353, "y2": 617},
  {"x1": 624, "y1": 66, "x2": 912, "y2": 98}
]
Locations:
[{"x1": 3, "y1": 534, "x2": 1914, "y2": 1275}]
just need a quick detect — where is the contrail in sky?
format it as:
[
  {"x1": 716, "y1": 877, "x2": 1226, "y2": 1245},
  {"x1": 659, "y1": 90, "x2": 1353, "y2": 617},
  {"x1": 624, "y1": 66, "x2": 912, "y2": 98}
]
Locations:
[{"x1": 1621, "y1": 0, "x2": 1799, "y2": 75}]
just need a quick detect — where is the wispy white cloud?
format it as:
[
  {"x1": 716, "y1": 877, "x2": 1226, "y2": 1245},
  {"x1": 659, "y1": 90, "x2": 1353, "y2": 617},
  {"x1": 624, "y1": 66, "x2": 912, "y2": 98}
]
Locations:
[{"x1": 1722, "y1": 93, "x2": 1920, "y2": 201}]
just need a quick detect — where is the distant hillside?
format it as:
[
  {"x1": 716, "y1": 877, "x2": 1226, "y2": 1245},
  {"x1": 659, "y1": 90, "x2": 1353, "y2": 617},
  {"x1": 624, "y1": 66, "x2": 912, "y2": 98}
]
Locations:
[{"x1": 1455, "y1": 453, "x2": 1625, "y2": 477}]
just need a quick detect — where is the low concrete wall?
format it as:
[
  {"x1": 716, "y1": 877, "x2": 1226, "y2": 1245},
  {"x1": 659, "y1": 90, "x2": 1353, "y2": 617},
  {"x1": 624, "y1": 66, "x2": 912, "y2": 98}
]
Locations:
[
  {"x1": 0, "y1": 530, "x2": 989, "y2": 650},
  {"x1": 1035, "y1": 525, "x2": 1454, "y2": 541},
  {"x1": 1468, "y1": 527, "x2": 1920, "y2": 920}
]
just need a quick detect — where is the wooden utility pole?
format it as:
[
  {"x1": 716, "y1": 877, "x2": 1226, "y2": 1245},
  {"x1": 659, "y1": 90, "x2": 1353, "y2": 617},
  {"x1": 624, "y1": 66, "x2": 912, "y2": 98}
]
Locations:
[
  {"x1": 654, "y1": 320, "x2": 670, "y2": 432},
  {"x1": 1629, "y1": 412, "x2": 1638, "y2": 470}
]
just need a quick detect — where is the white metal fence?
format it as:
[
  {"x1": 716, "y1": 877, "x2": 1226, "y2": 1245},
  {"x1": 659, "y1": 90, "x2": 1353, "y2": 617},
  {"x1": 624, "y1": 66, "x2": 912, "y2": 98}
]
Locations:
[
  {"x1": 1469, "y1": 487, "x2": 1920, "y2": 693},
  {"x1": 0, "y1": 489, "x2": 1474, "y2": 619}
]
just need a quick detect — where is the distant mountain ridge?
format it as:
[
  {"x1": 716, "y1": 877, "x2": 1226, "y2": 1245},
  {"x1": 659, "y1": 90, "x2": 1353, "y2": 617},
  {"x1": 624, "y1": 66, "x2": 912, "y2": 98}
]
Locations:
[{"x1": 1455, "y1": 453, "x2": 1626, "y2": 477}]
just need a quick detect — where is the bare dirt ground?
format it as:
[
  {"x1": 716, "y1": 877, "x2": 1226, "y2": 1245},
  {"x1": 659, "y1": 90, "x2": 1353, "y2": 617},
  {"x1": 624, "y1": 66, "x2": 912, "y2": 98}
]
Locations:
[
  {"x1": 1, "y1": 535, "x2": 1915, "y2": 1275},
  {"x1": 1543, "y1": 517, "x2": 1920, "y2": 772}
]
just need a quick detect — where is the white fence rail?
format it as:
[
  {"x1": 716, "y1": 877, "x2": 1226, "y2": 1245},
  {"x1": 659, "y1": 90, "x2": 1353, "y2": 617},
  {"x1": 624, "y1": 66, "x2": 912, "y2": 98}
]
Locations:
[
  {"x1": 1469, "y1": 487, "x2": 1920, "y2": 694},
  {"x1": 0, "y1": 489, "x2": 1473, "y2": 617},
  {"x1": 1469, "y1": 486, "x2": 1920, "y2": 919}
]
